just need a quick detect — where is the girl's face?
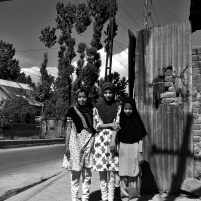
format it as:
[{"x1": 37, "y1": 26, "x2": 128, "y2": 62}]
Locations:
[
  {"x1": 123, "y1": 103, "x2": 133, "y2": 117},
  {"x1": 103, "y1": 88, "x2": 113, "y2": 102},
  {"x1": 77, "y1": 92, "x2": 87, "y2": 106}
]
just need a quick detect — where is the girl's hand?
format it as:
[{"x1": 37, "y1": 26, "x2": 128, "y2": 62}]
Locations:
[
  {"x1": 90, "y1": 137, "x2": 95, "y2": 154},
  {"x1": 111, "y1": 123, "x2": 120, "y2": 131},
  {"x1": 65, "y1": 146, "x2": 70, "y2": 160},
  {"x1": 138, "y1": 152, "x2": 144, "y2": 164},
  {"x1": 90, "y1": 146, "x2": 95, "y2": 155},
  {"x1": 110, "y1": 141, "x2": 117, "y2": 157}
]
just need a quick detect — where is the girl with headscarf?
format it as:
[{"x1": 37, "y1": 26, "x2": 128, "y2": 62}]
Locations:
[
  {"x1": 110, "y1": 97, "x2": 147, "y2": 201},
  {"x1": 93, "y1": 82, "x2": 120, "y2": 201},
  {"x1": 64, "y1": 87, "x2": 94, "y2": 201}
]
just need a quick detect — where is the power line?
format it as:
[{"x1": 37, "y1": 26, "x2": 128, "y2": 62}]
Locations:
[
  {"x1": 16, "y1": 47, "x2": 60, "y2": 53},
  {"x1": 113, "y1": 45, "x2": 128, "y2": 69},
  {"x1": 20, "y1": 66, "x2": 41, "y2": 78},
  {"x1": 15, "y1": 41, "x2": 94, "y2": 53},
  {"x1": 113, "y1": 45, "x2": 128, "y2": 64},
  {"x1": 21, "y1": 65, "x2": 58, "y2": 77},
  {"x1": 19, "y1": 59, "x2": 59, "y2": 77},
  {"x1": 102, "y1": 34, "x2": 127, "y2": 70},
  {"x1": 117, "y1": 1, "x2": 142, "y2": 29},
  {"x1": 20, "y1": 64, "x2": 42, "y2": 77},
  {"x1": 116, "y1": 19, "x2": 128, "y2": 31},
  {"x1": 19, "y1": 59, "x2": 59, "y2": 78},
  {"x1": 146, "y1": 0, "x2": 156, "y2": 27},
  {"x1": 154, "y1": 8, "x2": 175, "y2": 21},
  {"x1": 114, "y1": 41, "x2": 128, "y2": 55},
  {"x1": 113, "y1": 55, "x2": 127, "y2": 69},
  {"x1": 155, "y1": 0, "x2": 179, "y2": 21},
  {"x1": 18, "y1": 59, "x2": 34, "y2": 67},
  {"x1": 150, "y1": 0, "x2": 160, "y2": 26},
  {"x1": 149, "y1": 15, "x2": 156, "y2": 27},
  {"x1": 114, "y1": 40, "x2": 128, "y2": 48}
]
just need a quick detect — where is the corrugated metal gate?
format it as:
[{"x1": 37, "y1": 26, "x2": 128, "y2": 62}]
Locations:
[{"x1": 134, "y1": 21, "x2": 194, "y2": 193}]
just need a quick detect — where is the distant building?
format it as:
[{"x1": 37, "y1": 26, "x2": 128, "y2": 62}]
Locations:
[{"x1": 0, "y1": 79, "x2": 43, "y2": 124}]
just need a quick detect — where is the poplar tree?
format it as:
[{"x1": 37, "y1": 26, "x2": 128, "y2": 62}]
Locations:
[
  {"x1": 39, "y1": 0, "x2": 119, "y2": 117},
  {"x1": 34, "y1": 53, "x2": 54, "y2": 103}
]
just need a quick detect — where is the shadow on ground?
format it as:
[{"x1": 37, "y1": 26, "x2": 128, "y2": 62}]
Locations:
[{"x1": 89, "y1": 187, "x2": 121, "y2": 201}]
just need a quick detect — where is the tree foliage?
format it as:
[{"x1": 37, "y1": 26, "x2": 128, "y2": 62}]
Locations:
[
  {"x1": 34, "y1": 53, "x2": 54, "y2": 103},
  {"x1": 0, "y1": 40, "x2": 20, "y2": 80},
  {"x1": 16, "y1": 72, "x2": 36, "y2": 88},
  {"x1": 73, "y1": 43, "x2": 102, "y2": 105},
  {"x1": 39, "y1": 26, "x2": 57, "y2": 48},
  {"x1": 39, "y1": 0, "x2": 119, "y2": 117},
  {"x1": 2, "y1": 96, "x2": 36, "y2": 116},
  {"x1": 110, "y1": 72, "x2": 128, "y2": 100},
  {"x1": 99, "y1": 72, "x2": 128, "y2": 100},
  {"x1": 75, "y1": 3, "x2": 92, "y2": 35},
  {"x1": 0, "y1": 40, "x2": 35, "y2": 87},
  {"x1": 88, "y1": 0, "x2": 117, "y2": 50}
]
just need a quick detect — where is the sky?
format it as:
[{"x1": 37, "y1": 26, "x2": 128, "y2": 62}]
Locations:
[{"x1": 0, "y1": 0, "x2": 200, "y2": 83}]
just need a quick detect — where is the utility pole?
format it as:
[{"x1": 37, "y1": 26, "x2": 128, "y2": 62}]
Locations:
[
  {"x1": 143, "y1": 0, "x2": 148, "y2": 29},
  {"x1": 104, "y1": 0, "x2": 116, "y2": 82}
]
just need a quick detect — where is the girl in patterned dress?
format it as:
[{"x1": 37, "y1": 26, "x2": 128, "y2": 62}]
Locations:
[
  {"x1": 65, "y1": 88, "x2": 94, "y2": 201},
  {"x1": 93, "y1": 82, "x2": 120, "y2": 201},
  {"x1": 110, "y1": 97, "x2": 147, "y2": 201}
]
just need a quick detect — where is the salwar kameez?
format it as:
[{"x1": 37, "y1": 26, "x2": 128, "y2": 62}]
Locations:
[
  {"x1": 92, "y1": 107, "x2": 118, "y2": 201},
  {"x1": 68, "y1": 123, "x2": 94, "y2": 201},
  {"x1": 65, "y1": 103, "x2": 94, "y2": 201},
  {"x1": 116, "y1": 97, "x2": 147, "y2": 201},
  {"x1": 119, "y1": 142, "x2": 142, "y2": 201},
  {"x1": 68, "y1": 123, "x2": 93, "y2": 171}
]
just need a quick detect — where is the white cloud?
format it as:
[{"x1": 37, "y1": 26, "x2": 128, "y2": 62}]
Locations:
[
  {"x1": 21, "y1": 48, "x2": 128, "y2": 83},
  {"x1": 98, "y1": 48, "x2": 128, "y2": 79},
  {"x1": 21, "y1": 66, "x2": 58, "y2": 84},
  {"x1": 21, "y1": 66, "x2": 41, "y2": 83}
]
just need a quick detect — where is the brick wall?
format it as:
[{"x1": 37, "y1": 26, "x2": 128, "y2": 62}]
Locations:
[
  {"x1": 192, "y1": 47, "x2": 201, "y2": 179},
  {"x1": 159, "y1": 66, "x2": 188, "y2": 106}
]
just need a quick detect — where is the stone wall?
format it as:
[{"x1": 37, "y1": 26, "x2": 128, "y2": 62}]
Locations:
[{"x1": 192, "y1": 47, "x2": 201, "y2": 179}]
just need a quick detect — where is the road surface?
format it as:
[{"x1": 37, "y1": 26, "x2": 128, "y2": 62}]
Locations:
[{"x1": 0, "y1": 144, "x2": 65, "y2": 199}]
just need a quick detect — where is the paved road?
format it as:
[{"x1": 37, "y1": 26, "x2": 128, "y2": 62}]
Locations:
[{"x1": 0, "y1": 144, "x2": 65, "y2": 199}]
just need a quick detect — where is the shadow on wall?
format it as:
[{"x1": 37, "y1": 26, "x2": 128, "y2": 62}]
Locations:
[{"x1": 150, "y1": 113, "x2": 195, "y2": 198}]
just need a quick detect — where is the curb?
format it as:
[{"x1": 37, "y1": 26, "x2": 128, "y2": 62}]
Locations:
[
  {"x1": 0, "y1": 138, "x2": 65, "y2": 149},
  {"x1": 0, "y1": 170, "x2": 67, "y2": 201}
]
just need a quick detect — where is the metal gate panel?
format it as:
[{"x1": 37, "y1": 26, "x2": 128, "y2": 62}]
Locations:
[{"x1": 134, "y1": 21, "x2": 193, "y2": 193}]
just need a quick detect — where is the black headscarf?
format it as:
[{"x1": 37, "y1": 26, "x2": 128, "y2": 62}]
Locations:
[
  {"x1": 95, "y1": 82, "x2": 119, "y2": 124},
  {"x1": 75, "y1": 88, "x2": 93, "y2": 128},
  {"x1": 118, "y1": 97, "x2": 147, "y2": 144}
]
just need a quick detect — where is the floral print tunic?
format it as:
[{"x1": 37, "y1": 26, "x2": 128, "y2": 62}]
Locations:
[
  {"x1": 67, "y1": 120, "x2": 93, "y2": 171},
  {"x1": 92, "y1": 107, "x2": 120, "y2": 171}
]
